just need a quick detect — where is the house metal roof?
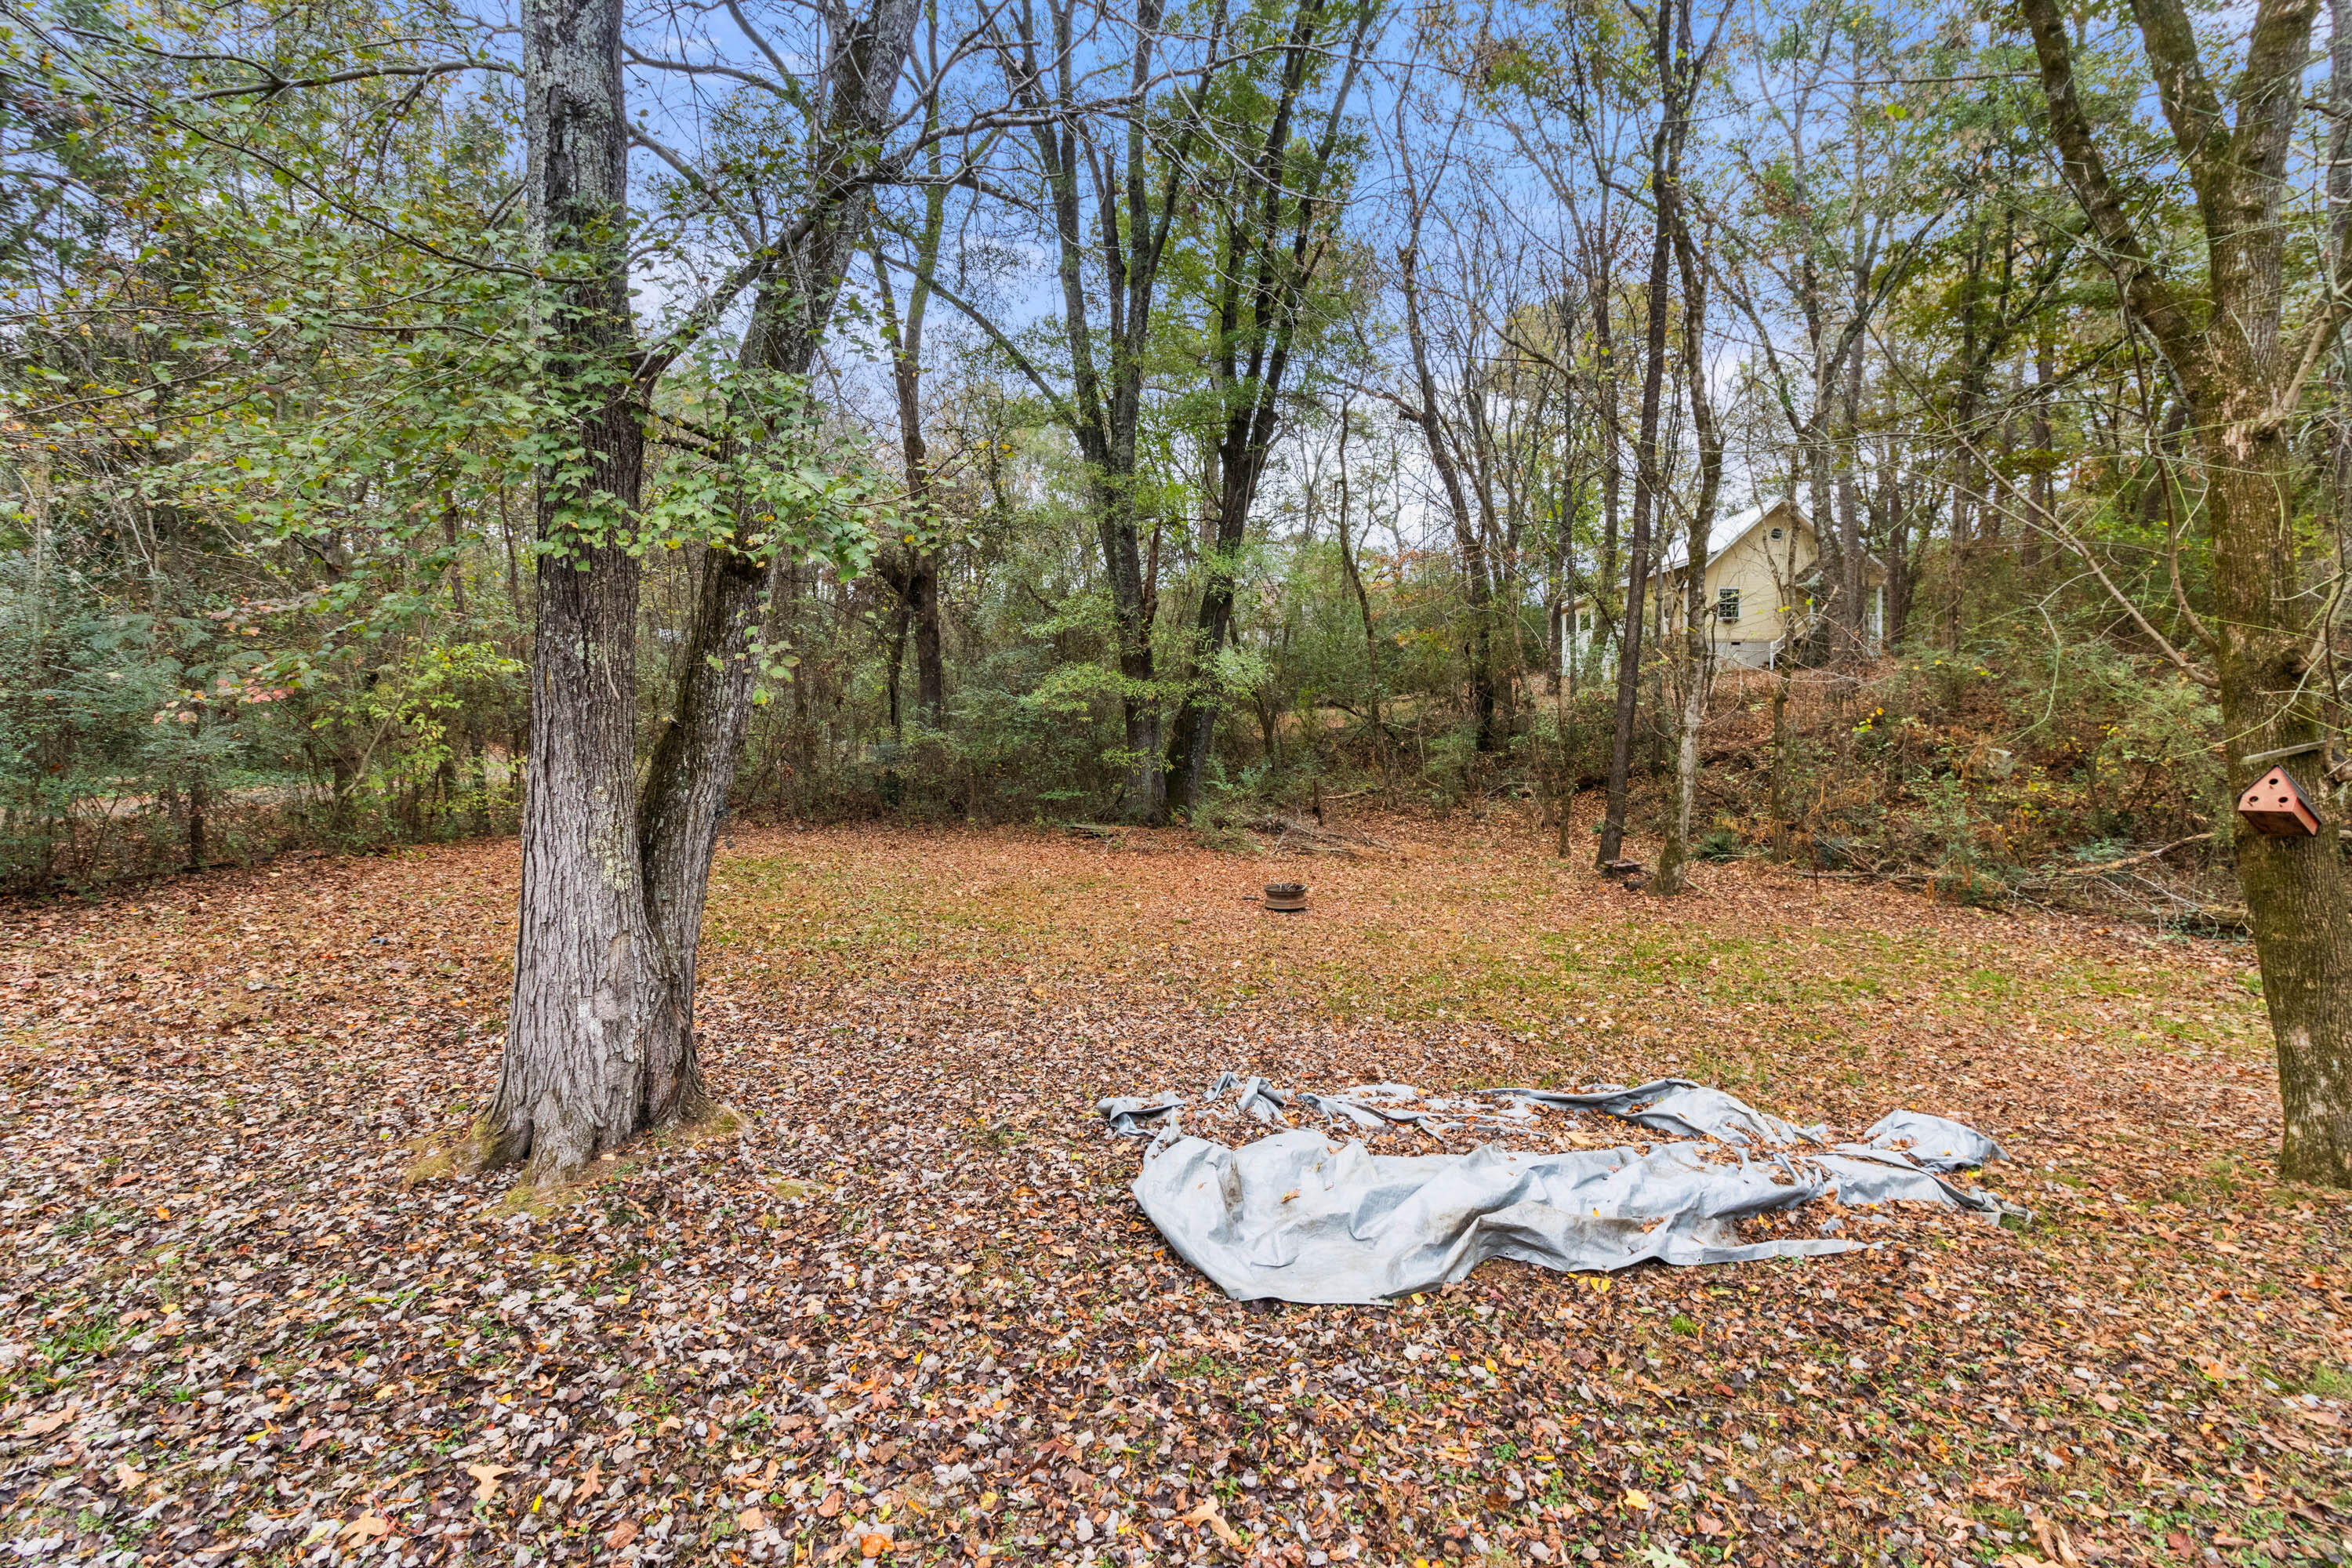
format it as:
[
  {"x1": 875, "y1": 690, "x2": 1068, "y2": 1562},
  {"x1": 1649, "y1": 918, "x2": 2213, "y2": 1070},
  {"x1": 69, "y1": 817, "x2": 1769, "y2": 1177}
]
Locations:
[
  {"x1": 1650, "y1": 502, "x2": 1791, "y2": 578},
  {"x1": 1567, "y1": 499, "x2": 1845, "y2": 611}
]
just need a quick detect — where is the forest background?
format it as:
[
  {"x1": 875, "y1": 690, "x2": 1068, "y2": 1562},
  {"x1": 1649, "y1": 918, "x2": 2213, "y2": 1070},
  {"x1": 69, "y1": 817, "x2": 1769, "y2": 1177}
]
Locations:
[{"x1": 0, "y1": 0, "x2": 2310, "y2": 927}]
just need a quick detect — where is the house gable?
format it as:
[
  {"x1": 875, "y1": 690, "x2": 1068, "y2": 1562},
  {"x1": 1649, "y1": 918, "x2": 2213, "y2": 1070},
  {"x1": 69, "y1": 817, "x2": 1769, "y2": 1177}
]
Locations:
[
  {"x1": 1700, "y1": 502, "x2": 1814, "y2": 641},
  {"x1": 1566, "y1": 497, "x2": 1886, "y2": 672}
]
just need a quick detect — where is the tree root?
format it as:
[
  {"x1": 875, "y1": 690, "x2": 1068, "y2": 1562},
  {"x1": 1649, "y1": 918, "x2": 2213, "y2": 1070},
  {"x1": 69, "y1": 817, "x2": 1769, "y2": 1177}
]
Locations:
[{"x1": 401, "y1": 1102, "x2": 750, "y2": 1211}]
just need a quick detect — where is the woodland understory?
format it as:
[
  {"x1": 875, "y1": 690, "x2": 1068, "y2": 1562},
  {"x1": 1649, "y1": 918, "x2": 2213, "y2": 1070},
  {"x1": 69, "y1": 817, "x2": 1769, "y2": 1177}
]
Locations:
[{"x1": 2, "y1": 815, "x2": 2347, "y2": 1568}]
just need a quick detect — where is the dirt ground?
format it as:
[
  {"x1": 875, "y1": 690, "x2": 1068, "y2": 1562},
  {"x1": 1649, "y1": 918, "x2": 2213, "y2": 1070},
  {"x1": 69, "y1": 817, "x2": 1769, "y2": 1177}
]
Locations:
[{"x1": 2, "y1": 811, "x2": 2347, "y2": 1567}]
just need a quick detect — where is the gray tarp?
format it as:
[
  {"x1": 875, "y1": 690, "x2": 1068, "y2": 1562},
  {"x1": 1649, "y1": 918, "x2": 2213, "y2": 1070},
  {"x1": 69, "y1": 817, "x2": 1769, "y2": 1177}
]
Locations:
[{"x1": 1097, "y1": 1075, "x2": 2017, "y2": 1304}]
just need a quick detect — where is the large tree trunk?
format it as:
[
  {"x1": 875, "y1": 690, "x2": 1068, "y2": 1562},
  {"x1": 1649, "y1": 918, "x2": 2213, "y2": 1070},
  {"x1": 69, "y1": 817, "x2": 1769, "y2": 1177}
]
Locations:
[
  {"x1": 1095, "y1": 475, "x2": 1167, "y2": 821},
  {"x1": 495, "y1": 527, "x2": 681, "y2": 1178},
  {"x1": 2212, "y1": 439, "x2": 2352, "y2": 1184},
  {"x1": 906, "y1": 554, "x2": 943, "y2": 719},
  {"x1": 486, "y1": 0, "x2": 681, "y2": 1180},
  {"x1": 489, "y1": 0, "x2": 917, "y2": 1183},
  {"x1": 633, "y1": 543, "x2": 759, "y2": 1116},
  {"x1": 1167, "y1": 455, "x2": 1250, "y2": 810},
  {"x1": 2021, "y1": 0, "x2": 2352, "y2": 1186}
]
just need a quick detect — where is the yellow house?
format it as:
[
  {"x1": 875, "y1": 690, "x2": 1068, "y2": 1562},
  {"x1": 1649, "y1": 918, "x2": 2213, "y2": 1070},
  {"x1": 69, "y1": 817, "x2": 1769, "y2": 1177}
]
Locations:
[{"x1": 1567, "y1": 499, "x2": 1882, "y2": 673}]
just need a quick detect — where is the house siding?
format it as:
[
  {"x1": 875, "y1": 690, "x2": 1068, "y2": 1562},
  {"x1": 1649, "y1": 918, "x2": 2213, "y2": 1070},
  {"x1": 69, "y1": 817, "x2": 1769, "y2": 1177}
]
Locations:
[
  {"x1": 1564, "y1": 499, "x2": 1880, "y2": 677},
  {"x1": 1700, "y1": 506, "x2": 1812, "y2": 668}
]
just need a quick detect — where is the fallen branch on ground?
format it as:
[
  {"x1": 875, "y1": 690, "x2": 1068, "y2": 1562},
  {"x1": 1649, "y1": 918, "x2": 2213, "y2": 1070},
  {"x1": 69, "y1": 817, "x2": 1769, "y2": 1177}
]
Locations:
[{"x1": 2056, "y1": 835, "x2": 2213, "y2": 877}]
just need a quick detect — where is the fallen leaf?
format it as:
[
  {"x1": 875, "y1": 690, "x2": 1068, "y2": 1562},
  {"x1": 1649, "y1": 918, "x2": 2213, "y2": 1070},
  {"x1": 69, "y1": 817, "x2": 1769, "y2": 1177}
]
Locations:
[
  {"x1": 340, "y1": 1511, "x2": 390, "y2": 1542},
  {"x1": 2, "y1": 811, "x2": 2331, "y2": 1568},
  {"x1": 1178, "y1": 1497, "x2": 1241, "y2": 1547},
  {"x1": 1622, "y1": 1488, "x2": 1653, "y2": 1512},
  {"x1": 739, "y1": 1507, "x2": 767, "y2": 1531},
  {"x1": 607, "y1": 1519, "x2": 640, "y2": 1549},
  {"x1": 817, "y1": 1490, "x2": 844, "y2": 1518},
  {"x1": 20, "y1": 1412, "x2": 67, "y2": 1437},
  {"x1": 2032, "y1": 1517, "x2": 2081, "y2": 1566},
  {"x1": 465, "y1": 1462, "x2": 513, "y2": 1503},
  {"x1": 860, "y1": 1534, "x2": 890, "y2": 1558},
  {"x1": 110, "y1": 1461, "x2": 144, "y2": 1490}
]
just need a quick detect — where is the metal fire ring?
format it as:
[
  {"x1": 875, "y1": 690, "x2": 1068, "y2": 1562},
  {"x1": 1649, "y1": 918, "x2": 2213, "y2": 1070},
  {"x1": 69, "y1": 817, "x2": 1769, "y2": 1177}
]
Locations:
[{"x1": 1264, "y1": 882, "x2": 1307, "y2": 913}]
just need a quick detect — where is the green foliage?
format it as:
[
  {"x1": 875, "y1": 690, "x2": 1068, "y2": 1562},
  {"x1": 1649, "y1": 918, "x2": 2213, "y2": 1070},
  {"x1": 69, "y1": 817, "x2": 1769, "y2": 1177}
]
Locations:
[
  {"x1": 1694, "y1": 826, "x2": 1744, "y2": 862},
  {"x1": 0, "y1": 0, "x2": 2322, "y2": 906},
  {"x1": 0, "y1": 0, "x2": 537, "y2": 884}
]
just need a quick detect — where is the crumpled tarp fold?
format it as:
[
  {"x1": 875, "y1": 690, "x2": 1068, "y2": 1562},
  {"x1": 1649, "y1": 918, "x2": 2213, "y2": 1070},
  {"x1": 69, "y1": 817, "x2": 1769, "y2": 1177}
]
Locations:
[{"x1": 1096, "y1": 1074, "x2": 2018, "y2": 1303}]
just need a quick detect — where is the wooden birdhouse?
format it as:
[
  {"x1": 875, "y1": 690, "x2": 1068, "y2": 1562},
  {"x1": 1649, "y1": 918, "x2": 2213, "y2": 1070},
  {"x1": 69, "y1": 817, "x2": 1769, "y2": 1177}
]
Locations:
[{"x1": 2238, "y1": 765, "x2": 2321, "y2": 837}]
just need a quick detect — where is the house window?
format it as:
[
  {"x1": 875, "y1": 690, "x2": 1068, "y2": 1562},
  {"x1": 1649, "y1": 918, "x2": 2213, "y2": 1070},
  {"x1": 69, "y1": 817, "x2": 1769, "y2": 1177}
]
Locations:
[{"x1": 1716, "y1": 587, "x2": 1741, "y2": 623}]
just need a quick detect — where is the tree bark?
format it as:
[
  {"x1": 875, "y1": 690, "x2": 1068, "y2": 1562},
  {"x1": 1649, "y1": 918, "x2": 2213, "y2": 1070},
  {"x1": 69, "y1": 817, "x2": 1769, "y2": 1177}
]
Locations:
[
  {"x1": 630, "y1": 0, "x2": 918, "y2": 1106},
  {"x1": 487, "y1": 0, "x2": 681, "y2": 1181},
  {"x1": 2212, "y1": 434, "x2": 2352, "y2": 1187},
  {"x1": 490, "y1": 0, "x2": 917, "y2": 1182},
  {"x1": 1596, "y1": 67, "x2": 1679, "y2": 867},
  {"x1": 1655, "y1": 135, "x2": 1722, "y2": 898},
  {"x1": 2021, "y1": 0, "x2": 2352, "y2": 1186}
]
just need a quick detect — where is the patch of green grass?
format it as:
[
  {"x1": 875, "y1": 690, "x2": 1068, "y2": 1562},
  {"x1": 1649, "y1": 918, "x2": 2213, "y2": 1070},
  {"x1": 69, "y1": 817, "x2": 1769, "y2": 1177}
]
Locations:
[
  {"x1": 31, "y1": 1308, "x2": 121, "y2": 1385},
  {"x1": 56, "y1": 1204, "x2": 127, "y2": 1239},
  {"x1": 1164, "y1": 1352, "x2": 1239, "y2": 1384}
]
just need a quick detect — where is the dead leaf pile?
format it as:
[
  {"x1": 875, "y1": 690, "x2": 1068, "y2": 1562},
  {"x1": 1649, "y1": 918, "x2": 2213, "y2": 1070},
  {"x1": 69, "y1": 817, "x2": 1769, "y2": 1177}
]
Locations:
[{"x1": 0, "y1": 810, "x2": 2346, "y2": 1566}]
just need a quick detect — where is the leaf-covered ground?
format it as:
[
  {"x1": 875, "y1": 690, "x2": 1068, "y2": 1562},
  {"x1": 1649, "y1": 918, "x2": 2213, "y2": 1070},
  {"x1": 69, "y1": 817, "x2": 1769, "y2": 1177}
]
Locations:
[{"x1": 3, "y1": 814, "x2": 2347, "y2": 1568}]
